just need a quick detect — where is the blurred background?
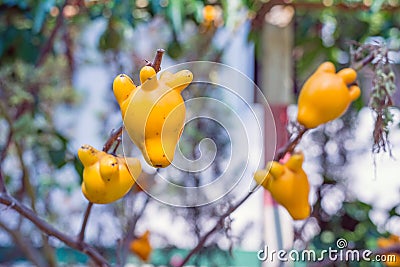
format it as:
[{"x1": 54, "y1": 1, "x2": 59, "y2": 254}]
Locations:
[{"x1": 1, "y1": 0, "x2": 400, "y2": 266}]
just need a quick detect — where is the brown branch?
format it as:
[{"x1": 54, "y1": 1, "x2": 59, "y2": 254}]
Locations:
[
  {"x1": 274, "y1": 127, "x2": 308, "y2": 161},
  {"x1": 145, "y1": 48, "x2": 165, "y2": 72},
  {"x1": 0, "y1": 221, "x2": 47, "y2": 266},
  {"x1": 0, "y1": 102, "x2": 13, "y2": 193},
  {"x1": 77, "y1": 202, "x2": 93, "y2": 243},
  {"x1": 178, "y1": 192, "x2": 255, "y2": 267},
  {"x1": 102, "y1": 126, "x2": 124, "y2": 153},
  {"x1": 178, "y1": 126, "x2": 308, "y2": 266},
  {"x1": 120, "y1": 194, "x2": 150, "y2": 266},
  {"x1": 351, "y1": 50, "x2": 377, "y2": 72},
  {"x1": 0, "y1": 193, "x2": 110, "y2": 266},
  {"x1": 35, "y1": 1, "x2": 67, "y2": 67}
]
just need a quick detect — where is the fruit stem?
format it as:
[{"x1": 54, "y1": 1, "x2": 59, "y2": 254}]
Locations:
[{"x1": 145, "y1": 48, "x2": 165, "y2": 73}]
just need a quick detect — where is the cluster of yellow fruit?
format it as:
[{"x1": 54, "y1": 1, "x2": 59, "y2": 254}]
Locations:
[
  {"x1": 79, "y1": 65, "x2": 193, "y2": 205},
  {"x1": 254, "y1": 62, "x2": 361, "y2": 220},
  {"x1": 78, "y1": 61, "x2": 362, "y2": 259}
]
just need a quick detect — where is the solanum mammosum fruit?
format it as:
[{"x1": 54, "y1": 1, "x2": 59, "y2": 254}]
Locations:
[
  {"x1": 377, "y1": 235, "x2": 400, "y2": 267},
  {"x1": 113, "y1": 66, "x2": 193, "y2": 168},
  {"x1": 78, "y1": 145, "x2": 141, "y2": 204},
  {"x1": 129, "y1": 230, "x2": 152, "y2": 262},
  {"x1": 254, "y1": 153, "x2": 310, "y2": 220},
  {"x1": 297, "y1": 62, "x2": 361, "y2": 128}
]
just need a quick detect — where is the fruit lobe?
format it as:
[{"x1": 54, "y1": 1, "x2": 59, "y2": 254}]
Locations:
[{"x1": 78, "y1": 145, "x2": 141, "y2": 204}]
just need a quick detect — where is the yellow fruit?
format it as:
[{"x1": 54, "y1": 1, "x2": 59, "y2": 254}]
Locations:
[
  {"x1": 113, "y1": 67, "x2": 193, "y2": 168},
  {"x1": 140, "y1": 66, "x2": 157, "y2": 84},
  {"x1": 78, "y1": 145, "x2": 141, "y2": 204},
  {"x1": 297, "y1": 62, "x2": 361, "y2": 128},
  {"x1": 203, "y1": 5, "x2": 216, "y2": 22},
  {"x1": 254, "y1": 153, "x2": 310, "y2": 220},
  {"x1": 129, "y1": 230, "x2": 152, "y2": 262}
]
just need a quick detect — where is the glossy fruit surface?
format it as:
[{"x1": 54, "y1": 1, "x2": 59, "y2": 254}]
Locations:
[
  {"x1": 113, "y1": 67, "x2": 193, "y2": 168},
  {"x1": 297, "y1": 62, "x2": 361, "y2": 128},
  {"x1": 254, "y1": 153, "x2": 310, "y2": 220},
  {"x1": 78, "y1": 145, "x2": 141, "y2": 204}
]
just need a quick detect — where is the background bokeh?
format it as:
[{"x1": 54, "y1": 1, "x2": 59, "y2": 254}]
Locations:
[{"x1": 1, "y1": 0, "x2": 400, "y2": 266}]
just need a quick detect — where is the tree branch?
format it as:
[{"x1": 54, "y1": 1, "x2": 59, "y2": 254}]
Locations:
[
  {"x1": 77, "y1": 202, "x2": 93, "y2": 243},
  {"x1": 35, "y1": 1, "x2": 67, "y2": 67},
  {"x1": 274, "y1": 127, "x2": 308, "y2": 161},
  {"x1": 178, "y1": 126, "x2": 308, "y2": 266},
  {"x1": 178, "y1": 191, "x2": 255, "y2": 266},
  {"x1": 120, "y1": 194, "x2": 150, "y2": 266},
  {"x1": 0, "y1": 220, "x2": 47, "y2": 266},
  {"x1": 0, "y1": 193, "x2": 110, "y2": 266},
  {"x1": 102, "y1": 126, "x2": 123, "y2": 153}
]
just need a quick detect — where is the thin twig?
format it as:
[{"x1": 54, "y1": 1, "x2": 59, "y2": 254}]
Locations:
[
  {"x1": 351, "y1": 50, "x2": 377, "y2": 72},
  {"x1": 0, "y1": 193, "x2": 110, "y2": 266},
  {"x1": 0, "y1": 172, "x2": 6, "y2": 194},
  {"x1": 0, "y1": 221, "x2": 47, "y2": 266},
  {"x1": 178, "y1": 192, "x2": 254, "y2": 267},
  {"x1": 77, "y1": 202, "x2": 93, "y2": 243},
  {"x1": 36, "y1": 1, "x2": 67, "y2": 67},
  {"x1": 120, "y1": 195, "x2": 150, "y2": 266},
  {"x1": 103, "y1": 126, "x2": 124, "y2": 153},
  {"x1": 274, "y1": 127, "x2": 308, "y2": 161},
  {"x1": 178, "y1": 127, "x2": 308, "y2": 266},
  {"x1": 145, "y1": 48, "x2": 165, "y2": 72}
]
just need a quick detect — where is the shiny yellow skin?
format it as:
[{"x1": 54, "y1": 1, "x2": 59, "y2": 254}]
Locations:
[
  {"x1": 129, "y1": 230, "x2": 152, "y2": 262},
  {"x1": 297, "y1": 62, "x2": 361, "y2": 129},
  {"x1": 113, "y1": 67, "x2": 193, "y2": 168},
  {"x1": 377, "y1": 235, "x2": 400, "y2": 267},
  {"x1": 78, "y1": 145, "x2": 141, "y2": 204},
  {"x1": 140, "y1": 66, "x2": 156, "y2": 84},
  {"x1": 254, "y1": 153, "x2": 310, "y2": 220}
]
